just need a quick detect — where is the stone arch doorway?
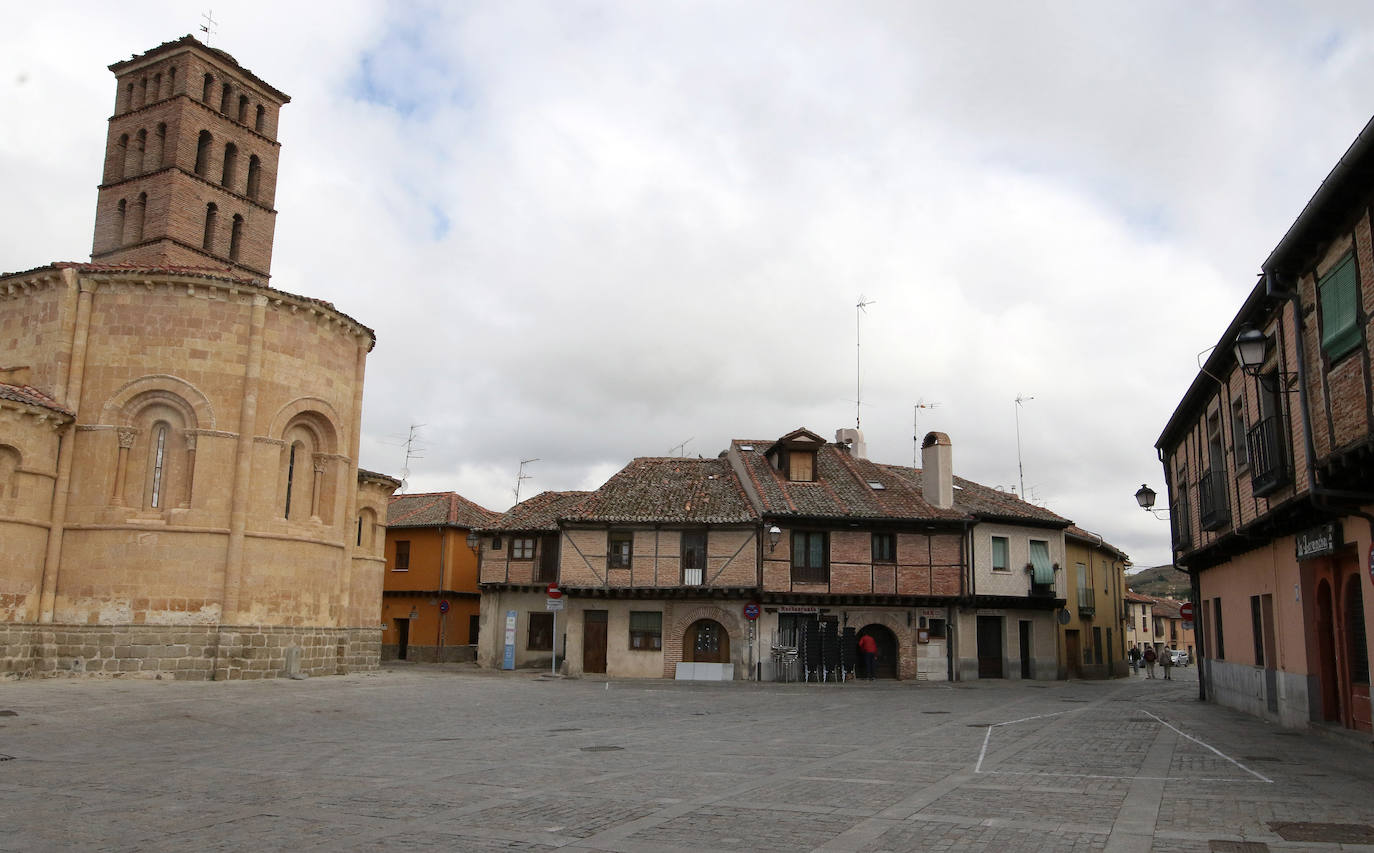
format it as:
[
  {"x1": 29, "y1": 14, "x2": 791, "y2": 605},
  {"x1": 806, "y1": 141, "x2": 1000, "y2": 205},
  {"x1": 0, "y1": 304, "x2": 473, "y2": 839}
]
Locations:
[
  {"x1": 684, "y1": 619, "x2": 730, "y2": 663},
  {"x1": 857, "y1": 623, "x2": 898, "y2": 679}
]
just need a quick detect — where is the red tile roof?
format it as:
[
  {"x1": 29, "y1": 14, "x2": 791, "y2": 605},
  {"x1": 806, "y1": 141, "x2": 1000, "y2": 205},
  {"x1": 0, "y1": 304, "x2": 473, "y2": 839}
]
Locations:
[
  {"x1": 387, "y1": 491, "x2": 498, "y2": 529},
  {"x1": 566, "y1": 457, "x2": 757, "y2": 524},
  {"x1": 0, "y1": 383, "x2": 74, "y2": 418},
  {"x1": 1065, "y1": 524, "x2": 1130, "y2": 561},
  {"x1": 486, "y1": 490, "x2": 592, "y2": 532},
  {"x1": 882, "y1": 466, "x2": 1070, "y2": 527}
]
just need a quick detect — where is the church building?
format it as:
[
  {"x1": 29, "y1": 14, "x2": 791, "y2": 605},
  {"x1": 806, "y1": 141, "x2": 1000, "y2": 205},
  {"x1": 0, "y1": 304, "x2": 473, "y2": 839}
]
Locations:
[{"x1": 0, "y1": 35, "x2": 397, "y2": 679}]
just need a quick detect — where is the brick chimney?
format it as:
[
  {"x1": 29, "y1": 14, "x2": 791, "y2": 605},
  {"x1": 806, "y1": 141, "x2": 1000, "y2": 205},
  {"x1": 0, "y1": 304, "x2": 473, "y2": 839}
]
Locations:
[{"x1": 921, "y1": 431, "x2": 953, "y2": 509}]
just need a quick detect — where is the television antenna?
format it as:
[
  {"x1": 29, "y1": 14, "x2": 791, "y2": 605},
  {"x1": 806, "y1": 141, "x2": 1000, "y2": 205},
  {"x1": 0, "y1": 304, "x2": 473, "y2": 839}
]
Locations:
[
  {"x1": 199, "y1": 9, "x2": 219, "y2": 45},
  {"x1": 514, "y1": 457, "x2": 539, "y2": 504},
  {"x1": 912, "y1": 399, "x2": 941, "y2": 466},
  {"x1": 855, "y1": 295, "x2": 876, "y2": 429},
  {"x1": 397, "y1": 423, "x2": 425, "y2": 494},
  {"x1": 667, "y1": 437, "x2": 694, "y2": 457},
  {"x1": 1014, "y1": 394, "x2": 1034, "y2": 499}
]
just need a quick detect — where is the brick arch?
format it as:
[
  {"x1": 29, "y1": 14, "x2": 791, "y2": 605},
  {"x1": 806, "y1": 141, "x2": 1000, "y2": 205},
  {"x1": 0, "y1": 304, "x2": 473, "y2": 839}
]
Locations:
[
  {"x1": 663, "y1": 604, "x2": 744, "y2": 678},
  {"x1": 101, "y1": 374, "x2": 215, "y2": 428},
  {"x1": 854, "y1": 612, "x2": 908, "y2": 679}
]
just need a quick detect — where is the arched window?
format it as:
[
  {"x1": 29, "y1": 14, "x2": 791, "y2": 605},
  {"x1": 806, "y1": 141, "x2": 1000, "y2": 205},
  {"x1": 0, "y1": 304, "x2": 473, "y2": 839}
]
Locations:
[
  {"x1": 280, "y1": 415, "x2": 337, "y2": 523},
  {"x1": 131, "y1": 193, "x2": 146, "y2": 243},
  {"x1": 201, "y1": 73, "x2": 213, "y2": 103},
  {"x1": 167, "y1": 66, "x2": 177, "y2": 97},
  {"x1": 357, "y1": 507, "x2": 378, "y2": 550},
  {"x1": 284, "y1": 440, "x2": 304, "y2": 519},
  {"x1": 113, "y1": 134, "x2": 128, "y2": 181},
  {"x1": 113, "y1": 392, "x2": 197, "y2": 512},
  {"x1": 153, "y1": 73, "x2": 162, "y2": 101},
  {"x1": 139, "y1": 76, "x2": 148, "y2": 108},
  {"x1": 128, "y1": 128, "x2": 146, "y2": 176},
  {"x1": 220, "y1": 82, "x2": 231, "y2": 114},
  {"x1": 229, "y1": 215, "x2": 244, "y2": 261},
  {"x1": 0, "y1": 444, "x2": 19, "y2": 501},
  {"x1": 246, "y1": 155, "x2": 261, "y2": 200},
  {"x1": 123, "y1": 82, "x2": 133, "y2": 113},
  {"x1": 237, "y1": 94, "x2": 249, "y2": 123},
  {"x1": 202, "y1": 203, "x2": 217, "y2": 252},
  {"x1": 194, "y1": 130, "x2": 212, "y2": 177},
  {"x1": 255, "y1": 104, "x2": 265, "y2": 133},
  {"x1": 148, "y1": 423, "x2": 168, "y2": 508},
  {"x1": 115, "y1": 199, "x2": 127, "y2": 245},
  {"x1": 149, "y1": 123, "x2": 166, "y2": 170},
  {"x1": 221, "y1": 141, "x2": 238, "y2": 189}
]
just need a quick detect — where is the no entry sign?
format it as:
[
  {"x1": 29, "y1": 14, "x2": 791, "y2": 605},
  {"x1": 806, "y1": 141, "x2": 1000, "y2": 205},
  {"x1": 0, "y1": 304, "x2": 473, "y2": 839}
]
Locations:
[
  {"x1": 743, "y1": 601, "x2": 760, "y2": 621},
  {"x1": 1180, "y1": 602, "x2": 1194, "y2": 621},
  {"x1": 546, "y1": 583, "x2": 562, "y2": 599}
]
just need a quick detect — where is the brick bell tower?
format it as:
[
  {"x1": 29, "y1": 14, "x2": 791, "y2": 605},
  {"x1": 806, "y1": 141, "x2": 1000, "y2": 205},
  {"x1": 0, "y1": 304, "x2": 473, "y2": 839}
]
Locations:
[{"x1": 91, "y1": 36, "x2": 290, "y2": 281}]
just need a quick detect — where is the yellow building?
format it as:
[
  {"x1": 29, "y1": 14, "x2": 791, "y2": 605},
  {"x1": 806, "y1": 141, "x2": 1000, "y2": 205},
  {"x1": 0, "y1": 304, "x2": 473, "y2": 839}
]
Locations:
[
  {"x1": 1060, "y1": 526, "x2": 1131, "y2": 678},
  {"x1": 381, "y1": 492, "x2": 497, "y2": 661}
]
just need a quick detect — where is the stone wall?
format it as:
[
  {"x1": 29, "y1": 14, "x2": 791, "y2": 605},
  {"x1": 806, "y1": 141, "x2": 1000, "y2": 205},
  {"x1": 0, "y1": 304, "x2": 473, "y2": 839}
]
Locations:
[{"x1": 0, "y1": 624, "x2": 380, "y2": 681}]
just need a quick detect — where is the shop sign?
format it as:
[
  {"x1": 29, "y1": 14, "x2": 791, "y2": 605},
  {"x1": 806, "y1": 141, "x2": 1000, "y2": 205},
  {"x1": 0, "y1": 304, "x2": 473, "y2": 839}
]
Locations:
[
  {"x1": 778, "y1": 605, "x2": 819, "y2": 614},
  {"x1": 1295, "y1": 523, "x2": 1341, "y2": 561}
]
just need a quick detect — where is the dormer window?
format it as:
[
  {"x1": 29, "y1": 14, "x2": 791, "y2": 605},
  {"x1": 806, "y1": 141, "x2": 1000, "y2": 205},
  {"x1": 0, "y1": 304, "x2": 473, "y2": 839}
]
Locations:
[{"x1": 788, "y1": 449, "x2": 815, "y2": 482}]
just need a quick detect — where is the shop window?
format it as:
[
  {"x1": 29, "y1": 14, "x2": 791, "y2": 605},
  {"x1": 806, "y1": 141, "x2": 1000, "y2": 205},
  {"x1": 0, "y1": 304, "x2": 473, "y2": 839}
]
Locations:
[{"x1": 629, "y1": 611, "x2": 662, "y2": 650}]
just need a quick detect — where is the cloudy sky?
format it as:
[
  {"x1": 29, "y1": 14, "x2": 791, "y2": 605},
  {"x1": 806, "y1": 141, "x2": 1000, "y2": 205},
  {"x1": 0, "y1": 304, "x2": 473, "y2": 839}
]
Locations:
[{"x1": 4, "y1": 2, "x2": 1373, "y2": 568}]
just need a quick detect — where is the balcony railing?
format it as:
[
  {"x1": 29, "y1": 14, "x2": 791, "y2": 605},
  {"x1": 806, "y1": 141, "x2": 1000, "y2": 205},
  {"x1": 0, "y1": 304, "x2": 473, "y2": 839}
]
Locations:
[
  {"x1": 1171, "y1": 491, "x2": 1192, "y2": 550},
  {"x1": 1198, "y1": 467, "x2": 1231, "y2": 531},
  {"x1": 1029, "y1": 581, "x2": 1056, "y2": 599},
  {"x1": 1248, "y1": 415, "x2": 1290, "y2": 497},
  {"x1": 1076, "y1": 588, "x2": 1095, "y2": 616}
]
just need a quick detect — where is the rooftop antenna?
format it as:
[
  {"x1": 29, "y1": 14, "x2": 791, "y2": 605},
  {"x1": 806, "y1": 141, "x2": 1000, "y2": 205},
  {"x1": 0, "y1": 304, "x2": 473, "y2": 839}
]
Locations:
[
  {"x1": 514, "y1": 457, "x2": 539, "y2": 504},
  {"x1": 855, "y1": 295, "x2": 876, "y2": 429},
  {"x1": 397, "y1": 423, "x2": 425, "y2": 494},
  {"x1": 199, "y1": 9, "x2": 219, "y2": 45},
  {"x1": 1014, "y1": 394, "x2": 1034, "y2": 499},
  {"x1": 913, "y1": 399, "x2": 941, "y2": 466},
  {"x1": 668, "y1": 437, "x2": 694, "y2": 457}
]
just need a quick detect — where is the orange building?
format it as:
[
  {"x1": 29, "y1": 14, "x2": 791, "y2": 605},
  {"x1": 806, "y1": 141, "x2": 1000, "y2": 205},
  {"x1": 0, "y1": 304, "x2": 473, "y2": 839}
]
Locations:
[{"x1": 382, "y1": 492, "x2": 498, "y2": 661}]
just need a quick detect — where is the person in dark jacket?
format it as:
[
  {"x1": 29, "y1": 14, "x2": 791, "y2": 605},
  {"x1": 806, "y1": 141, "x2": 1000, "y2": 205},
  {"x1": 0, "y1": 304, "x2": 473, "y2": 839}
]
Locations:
[{"x1": 1142, "y1": 645, "x2": 1158, "y2": 678}]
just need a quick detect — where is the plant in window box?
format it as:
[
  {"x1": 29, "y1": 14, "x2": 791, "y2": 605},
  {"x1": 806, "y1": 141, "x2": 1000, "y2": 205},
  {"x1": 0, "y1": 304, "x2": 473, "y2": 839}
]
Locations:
[{"x1": 1024, "y1": 562, "x2": 1034, "y2": 573}]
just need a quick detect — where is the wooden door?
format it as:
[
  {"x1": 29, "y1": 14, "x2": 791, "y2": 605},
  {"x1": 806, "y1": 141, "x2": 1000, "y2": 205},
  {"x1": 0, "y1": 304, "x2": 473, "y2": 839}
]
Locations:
[
  {"x1": 583, "y1": 610, "x2": 608, "y2": 674},
  {"x1": 1019, "y1": 620, "x2": 1032, "y2": 679},
  {"x1": 976, "y1": 615, "x2": 1003, "y2": 678},
  {"x1": 1064, "y1": 630, "x2": 1081, "y2": 678},
  {"x1": 686, "y1": 619, "x2": 730, "y2": 663}
]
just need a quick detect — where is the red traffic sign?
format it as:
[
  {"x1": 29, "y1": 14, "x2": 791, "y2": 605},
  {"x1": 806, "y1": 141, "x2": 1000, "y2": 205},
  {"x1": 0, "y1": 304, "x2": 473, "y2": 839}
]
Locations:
[
  {"x1": 546, "y1": 583, "x2": 562, "y2": 599},
  {"x1": 743, "y1": 601, "x2": 760, "y2": 621},
  {"x1": 1180, "y1": 602, "x2": 1194, "y2": 621},
  {"x1": 439, "y1": 600, "x2": 450, "y2": 614}
]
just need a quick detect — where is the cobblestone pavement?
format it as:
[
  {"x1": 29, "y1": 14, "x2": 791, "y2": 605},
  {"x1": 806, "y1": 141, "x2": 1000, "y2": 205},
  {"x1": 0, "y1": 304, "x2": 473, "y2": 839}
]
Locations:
[{"x1": 2, "y1": 663, "x2": 1372, "y2": 852}]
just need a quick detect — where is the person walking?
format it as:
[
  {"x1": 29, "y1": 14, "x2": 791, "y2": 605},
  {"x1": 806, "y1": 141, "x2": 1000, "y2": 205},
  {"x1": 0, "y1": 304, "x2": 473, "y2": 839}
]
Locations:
[
  {"x1": 1142, "y1": 645, "x2": 1157, "y2": 678},
  {"x1": 1161, "y1": 648, "x2": 1174, "y2": 680},
  {"x1": 857, "y1": 633, "x2": 877, "y2": 681},
  {"x1": 1127, "y1": 645, "x2": 1139, "y2": 674}
]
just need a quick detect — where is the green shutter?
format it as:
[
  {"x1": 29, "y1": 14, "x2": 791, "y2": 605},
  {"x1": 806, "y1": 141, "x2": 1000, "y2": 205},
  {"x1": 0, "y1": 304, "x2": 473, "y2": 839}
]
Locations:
[
  {"x1": 1029, "y1": 540, "x2": 1053, "y2": 585},
  {"x1": 1320, "y1": 254, "x2": 1361, "y2": 359}
]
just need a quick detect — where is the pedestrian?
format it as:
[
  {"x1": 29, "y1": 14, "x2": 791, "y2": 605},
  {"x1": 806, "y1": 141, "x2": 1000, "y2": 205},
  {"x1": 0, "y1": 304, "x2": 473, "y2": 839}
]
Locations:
[
  {"x1": 1142, "y1": 645, "x2": 1157, "y2": 678},
  {"x1": 1127, "y1": 645, "x2": 1139, "y2": 674},
  {"x1": 1161, "y1": 648, "x2": 1174, "y2": 680},
  {"x1": 857, "y1": 633, "x2": 877, "y2": 681}
]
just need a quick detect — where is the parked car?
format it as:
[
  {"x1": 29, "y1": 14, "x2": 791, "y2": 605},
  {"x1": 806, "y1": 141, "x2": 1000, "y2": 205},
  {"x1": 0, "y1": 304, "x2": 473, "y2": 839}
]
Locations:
[{"x1": 1169, "y1": 649, "x2": 1189, "y2": 667}]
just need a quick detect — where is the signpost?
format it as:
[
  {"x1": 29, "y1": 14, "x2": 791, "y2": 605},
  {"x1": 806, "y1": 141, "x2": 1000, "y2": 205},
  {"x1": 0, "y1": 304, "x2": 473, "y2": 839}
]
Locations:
[
  {"x1": 743, "y1": 602, "x2": 760, "y2": 621},
  {"x1": 1180, "y1": 601, "x2": 1194, "y2": 633},
  {"x1": 546, "y1": 584, "x2": 562, "y2": 676}
]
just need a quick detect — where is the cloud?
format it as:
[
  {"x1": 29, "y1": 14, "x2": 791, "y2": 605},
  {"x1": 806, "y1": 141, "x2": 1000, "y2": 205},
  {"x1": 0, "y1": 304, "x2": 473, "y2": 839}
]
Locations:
[{"x1": 6, "y1": 2, "x2": 1374, "y2": 568}]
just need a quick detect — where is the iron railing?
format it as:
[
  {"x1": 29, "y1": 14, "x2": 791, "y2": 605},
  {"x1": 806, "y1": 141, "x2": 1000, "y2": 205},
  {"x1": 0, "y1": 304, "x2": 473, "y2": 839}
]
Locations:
[
  {"x1": 1198, "y1": 466, "x2": 1230, "y2": 531},
  {"x1": 1248, "y1": 415, "x2": 1290, "y2": 497},
  {"x1": 1077, "y1": 587, "x2": 1095, "y2": 616},
  {"x1": 1172, "y1": 489, "x2": 1192, "y2": 550}
]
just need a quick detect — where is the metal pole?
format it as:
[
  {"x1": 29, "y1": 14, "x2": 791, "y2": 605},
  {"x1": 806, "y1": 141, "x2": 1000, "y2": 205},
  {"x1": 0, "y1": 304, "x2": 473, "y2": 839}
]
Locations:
[{"x1": 551, "y1": 608, "x2": 557, "y2": 676}]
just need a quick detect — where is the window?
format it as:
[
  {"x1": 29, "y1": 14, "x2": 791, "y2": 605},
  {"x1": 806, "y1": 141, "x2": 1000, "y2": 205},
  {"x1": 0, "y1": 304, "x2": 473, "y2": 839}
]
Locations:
[
  {"x1": 221, "y1": 142, "x2": 237, "y2": 188},
  {"x1": 1319, "y1": 252, "x2": 1360, "y2": 359},
  {"x1": 201, "y1": 73, "x2": 213, "y2": 103},
  {"x1": 682, "y1": 531, "x2": 706, "y2": 584},
  {"x1": 148, "y1": 424, "x2": 167, "y2": 508},
  {"x1": 394, "y1": 540, "x2": 410, "y2": 571},
  {"x1": 1231, "y1": 398, "x2": 1247, "y2": 467},
  {"x1": 246, "y1": 155, "x2": 261, "y2": 200},
  {"x1": 927, "y1": 617, "x2": 946, "y2": 639},
  {"x1": 511, "y1": 537, "x2": 535, "y2": 559},
  {"x1": 872, "y1": 532, "x2": 896, "y2": 563},
  {"x1": 991, "y1": 536, "x2": 1009, "y2": 572},
  {"x1": 115, "y1": 199, "x2": 127, "y2": 245},
  {"x1": 1212, "y1": 598, "x2": 1225, "y2": 660},
  {"x1": 220, "y1": 82, "x2": 232, "y2": 114},
  {"x1": 255, "y1": 104, "x2": 266, "y2": 132},
  {"x1": 527, "y1": 612, "x2": 553, "y2": 651},
  {"x1": 629, "y1": 611, "x2": 662, "y2": 650},
  {"x1": 791, "y1": 530, "x2": 829, "y2": 583},
  {"x1": 229, "y1": 215, "x2": 244, "y2": 261},
  {"x1": 490, "y1": 535, "x2": 502, "y2": 550},
  {"x1": 1029, "y1": 539, "x2": 1052, "y2": 585},
  {"x1": 608, "y1": 530, "x2": 633, "y2": 568},
  {"x1": 195, "y1": 130, "x2": 212, "y2": 177},
  {"x1": 787, "y1": 450, "x2": 815, "y2": 482},
  {"x1": 237, "y1": 94, "x2": 249, "y2": 123},
  {"x1": 114, "y1": 134, "x2": 128, "y2": 181}
]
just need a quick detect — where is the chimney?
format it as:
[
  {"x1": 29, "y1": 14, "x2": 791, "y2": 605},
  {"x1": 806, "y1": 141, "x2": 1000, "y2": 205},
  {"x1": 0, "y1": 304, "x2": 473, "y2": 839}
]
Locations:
[
  {"x1": 921, "y1": 431, "x2": 953, "y2": 509},
  {"x1": 835, "y1": 428, "x2": 866, "y2": 459}
]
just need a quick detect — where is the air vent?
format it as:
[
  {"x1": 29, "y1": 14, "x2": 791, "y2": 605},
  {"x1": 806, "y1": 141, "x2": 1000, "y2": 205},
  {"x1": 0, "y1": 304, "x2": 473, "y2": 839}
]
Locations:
[
  {"x1": 867, "y1": 481, "x2": 885, "y2": 490},
  {"x1": 740, "y1": 444, "x2": 755, "y2": 451}
]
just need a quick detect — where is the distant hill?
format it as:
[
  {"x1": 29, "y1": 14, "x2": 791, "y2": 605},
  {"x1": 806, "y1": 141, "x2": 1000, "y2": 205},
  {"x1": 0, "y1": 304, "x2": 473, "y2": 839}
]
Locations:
[{"x1": 1128, "y1": 564, "x2": 1192, "y2": 600}]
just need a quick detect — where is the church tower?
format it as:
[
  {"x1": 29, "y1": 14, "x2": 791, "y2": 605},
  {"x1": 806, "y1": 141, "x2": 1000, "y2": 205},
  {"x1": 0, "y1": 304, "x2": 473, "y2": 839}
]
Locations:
[{"x1": 91, "y1": 36, "x2": 290, "y2": 280}]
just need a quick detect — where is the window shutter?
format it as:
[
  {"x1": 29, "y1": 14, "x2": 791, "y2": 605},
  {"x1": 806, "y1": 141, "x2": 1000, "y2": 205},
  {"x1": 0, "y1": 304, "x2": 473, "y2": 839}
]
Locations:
[{"x1": 1321, "y1": 254, "x2": 1361, "y2": 358}]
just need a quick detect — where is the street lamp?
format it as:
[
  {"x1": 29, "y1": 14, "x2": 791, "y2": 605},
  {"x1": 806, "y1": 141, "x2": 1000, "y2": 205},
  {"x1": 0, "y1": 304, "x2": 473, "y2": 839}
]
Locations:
[
  {"x1": 767, "y1": 525, "x2": 782, "y2": 551},
  {"x1": 1233, "y1": 326, "x2": 1267, "y2": 376},
  {"x1": 466, "y1": 531, "x2": 479, "y2": 552},
  {"x1": 1135, "y1": 484, "x2": 1169, "y2": 520}
]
